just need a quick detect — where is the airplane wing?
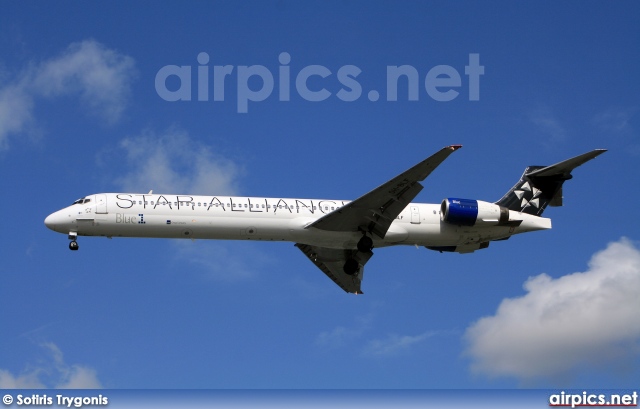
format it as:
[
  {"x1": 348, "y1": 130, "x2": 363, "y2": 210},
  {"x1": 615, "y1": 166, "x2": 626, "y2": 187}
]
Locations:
[
  {"x1": 295, "y1": 243, "x2": 373, "y2": 294},
  {"x1": 308, "y1": 145, "x2": 462, "y2": 239}
]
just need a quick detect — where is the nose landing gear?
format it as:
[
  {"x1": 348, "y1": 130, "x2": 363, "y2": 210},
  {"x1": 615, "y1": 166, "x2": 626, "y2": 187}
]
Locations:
[{"x1": 68, "y1": 232, "x2": 79, "y2": 251}]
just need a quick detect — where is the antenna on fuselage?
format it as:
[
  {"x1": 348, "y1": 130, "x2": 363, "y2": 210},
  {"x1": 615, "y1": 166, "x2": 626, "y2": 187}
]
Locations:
[{"x1": 148, "y1": 190, "x2": 153, "y2": 194}]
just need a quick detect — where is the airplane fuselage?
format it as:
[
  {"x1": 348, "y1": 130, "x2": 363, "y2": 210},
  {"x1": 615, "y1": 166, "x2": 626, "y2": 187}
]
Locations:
[
  {"x1": 45, "y1": 192, "x2": 550, "y2": 251},
  {"x1": 44, "y1": 146, "x2": 604, "y2": 293}
]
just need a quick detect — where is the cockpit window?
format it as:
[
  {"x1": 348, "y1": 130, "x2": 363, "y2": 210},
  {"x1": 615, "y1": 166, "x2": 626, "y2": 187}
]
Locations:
[{"x1": 72, "y1": 197, "x2": 92, "y2": 205}]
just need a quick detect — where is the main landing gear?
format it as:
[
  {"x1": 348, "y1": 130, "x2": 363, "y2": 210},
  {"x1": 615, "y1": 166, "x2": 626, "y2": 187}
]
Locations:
[
  {"x1": 343, "y1": 258, "x2": 359, "y2": 275},
  {"x1": 357, "y1": 235, "x2": 373, "y2": 253},
  {"x1": 343, "y1": 234, "x2": 374, "y2": 276},
  {"x1": 68, "y1": 232, "x2": 79, "y2": 251}
]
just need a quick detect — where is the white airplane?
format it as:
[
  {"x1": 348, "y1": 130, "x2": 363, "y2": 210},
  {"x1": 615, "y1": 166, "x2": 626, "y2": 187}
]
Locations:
[{"x1": 45, "y1": 145, "x2": 605, "y2": 294}]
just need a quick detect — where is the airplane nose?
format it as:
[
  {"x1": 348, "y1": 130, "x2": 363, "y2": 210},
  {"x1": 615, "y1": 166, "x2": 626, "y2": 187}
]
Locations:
[
  {"x1": 44, "y1": 210, "x2": 68, "y2": 232},
  {"x1": 44, "y1": 213, "x2": 56, "y2": 231}
]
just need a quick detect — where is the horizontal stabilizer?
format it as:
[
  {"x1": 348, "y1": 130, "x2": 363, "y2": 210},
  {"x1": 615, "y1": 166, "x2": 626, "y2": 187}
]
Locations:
[
  {"x1": 526, "y1": 149, "x2": 607, "y2": 178},
  {"x1": 496, "y1": 149, "x2": 606, "y2": 215}
]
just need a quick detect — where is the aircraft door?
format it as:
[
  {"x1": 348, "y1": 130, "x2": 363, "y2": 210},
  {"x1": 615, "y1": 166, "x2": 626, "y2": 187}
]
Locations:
[
  {"x1": 410, "y1": 205, "x2": 421, "y2": 224},
  {"x1": 95, "y1": 194, "x2": 108, "y2": 214}
]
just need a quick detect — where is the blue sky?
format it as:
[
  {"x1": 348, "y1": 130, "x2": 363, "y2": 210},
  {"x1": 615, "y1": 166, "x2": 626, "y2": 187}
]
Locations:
[{"x1": 1, "y1": 1, "x2": 639, "y2": 389}]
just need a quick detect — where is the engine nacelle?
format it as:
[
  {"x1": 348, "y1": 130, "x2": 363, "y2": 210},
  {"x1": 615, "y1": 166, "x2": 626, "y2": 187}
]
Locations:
[{"x1": 441, "y1": 198, "x2": 509, "y2": 226}]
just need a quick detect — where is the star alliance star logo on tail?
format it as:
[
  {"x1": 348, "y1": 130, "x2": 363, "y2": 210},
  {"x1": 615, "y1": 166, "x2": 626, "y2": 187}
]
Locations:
[{"x1": 514, "y1": 182, "x2": 542, "y2": 212}]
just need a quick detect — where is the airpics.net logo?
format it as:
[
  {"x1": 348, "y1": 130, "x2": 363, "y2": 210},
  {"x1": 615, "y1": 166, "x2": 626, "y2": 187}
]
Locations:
[{"x1": 155, "y1": 52, "x2": 484, "y2": 113}]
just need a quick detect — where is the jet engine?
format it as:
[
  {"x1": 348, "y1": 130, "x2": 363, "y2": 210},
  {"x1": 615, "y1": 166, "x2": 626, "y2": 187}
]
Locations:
[{"x1": 440, "y1": 198, "x2": 509, "y2": 226}]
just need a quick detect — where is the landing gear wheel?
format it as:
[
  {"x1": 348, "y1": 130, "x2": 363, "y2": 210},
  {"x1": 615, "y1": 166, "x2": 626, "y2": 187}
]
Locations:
[
  {"x1": 343, "y1": 258, "x2": 359, "y2": 275},
  {"x1": 69, "y1": 241, "x2": 79, "y2": 251},
  {"x1": 357, "y1": 235, "x2": 373, "y2": 253}
]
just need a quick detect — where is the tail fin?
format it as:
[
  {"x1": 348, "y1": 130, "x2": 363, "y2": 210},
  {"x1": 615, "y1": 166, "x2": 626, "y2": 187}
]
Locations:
[{"x1": 496, "y1": 149, "x2": 606, "y2": 216}]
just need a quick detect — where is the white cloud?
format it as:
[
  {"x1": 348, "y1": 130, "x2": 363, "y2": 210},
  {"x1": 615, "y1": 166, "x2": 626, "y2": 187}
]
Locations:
[
  {"x1": 592, "y1": 107, "x2": 639, "y2": 155},
  {"x1": 363, "y1": 331, "x2": 438, "y2": 356},
  {"x1": 316, "y1": 315, "x2": 445, "y2": 357},
  {"x1": 0, "y1": 84, "x2": 35, "y2": 150},
  {"x1": 32, "y1": 40, "x2": 135, "y2": 123},
  {"x1": 316, "y1": 326, "x2": 364, "y2": 349},
  {"x1": 114, "y1": 128, "x2": 241, "y2": 195},
  {"x1": 592, "y1": 107, "x2": 637, "y2": 135},
  {"x1": 464, "y1": 237, "x2": 640, "y2": 384},
  {"x1": 43, "y1": 343, "x2": 102, "y2": 389},
  {"x1": 316, "y1": 315, "x2": 373, "y2": 349},
  {"x1": 111, "y1": 128, "x2": 265, "y2": 282},
  {"x1": 0, "y1": 369, "x2": 45, "y2": 388},
  {"x1": 0, "y1": 39, "x2": 135, "y2": 149},
  {"x1": 529, "y1": 107, "x2": 567, "y2": 145},
  {"x1": 0, "y1": 342, "x2": 102, "y2": 389},
  {"x1": 171, "y1": 240, "x2": 274, "y2": 281}
]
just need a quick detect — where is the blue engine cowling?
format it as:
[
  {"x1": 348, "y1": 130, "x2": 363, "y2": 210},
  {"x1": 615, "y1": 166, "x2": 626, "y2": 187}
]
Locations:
[
  {"x1": 441, "y1": 198, "x2": 478, "y2": 226},
  {"x1": 441, "y1": 198, "x2": 509, "y2": 226}
]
